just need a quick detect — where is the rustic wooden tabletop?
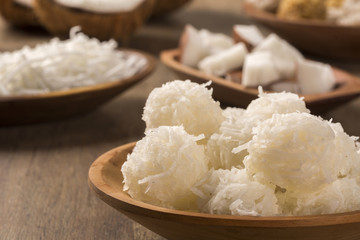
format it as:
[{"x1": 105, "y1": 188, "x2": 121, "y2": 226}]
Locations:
[{"x1": 1, "y1": 1, "x2": 360, "y2": 239}]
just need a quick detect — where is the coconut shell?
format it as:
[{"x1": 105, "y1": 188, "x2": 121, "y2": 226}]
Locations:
[
  {"x1": 33, "y1": 0, "x2": 156, "y2": 42},
  {"x1": 0, "y1": 0, "x2": 40, "y2": 27},
  {"x1": 151, "y1": 0, "x2": 191, "y2": 17}
]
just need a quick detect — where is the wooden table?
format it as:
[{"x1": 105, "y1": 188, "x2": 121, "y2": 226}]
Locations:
[{"x1": 1, "y1": 1, "x2": 360, "y2": 239}]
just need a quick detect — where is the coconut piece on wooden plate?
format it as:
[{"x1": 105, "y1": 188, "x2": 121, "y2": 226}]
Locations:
[
  {"x1": 297, "y1": 59, "x2": 336, "y2": 94},
  {"x1": 179, "y1": 25, "x2": 211, "y2": 67},
  {"x1": 198, "y1": 29, "x2": 234, "y2": 55},
  {"x1": 0, "y1": 0, "x2": 40, "y2": 27},
  {"x1": 253, "y1": 33, "x2": 304, "y2": 80},
  {"x1": 233, "y1": 24, "x2": 265, "y2": 50},
  {"x1": 33, "y1": 0, "x2": 155, "y2": 42},
  {"x1": 242, "y1": 52, "x2": 281, "y2": 87},
  {"x1": 179, "y1": 25, "x2": 234, "y2": 67},
  {"x1": 198, "y1": 42, "x2": 248, "y2": 77}
]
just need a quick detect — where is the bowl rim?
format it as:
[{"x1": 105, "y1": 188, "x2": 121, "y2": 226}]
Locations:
[
  {"x1": 160, "y1": 48, "x2": 360, "y2": 103},
  {"x1": 0, "y1": 48, "x2": 156, "y2": 102},
  {"x1": 88, "y1": 142, "x2": 360, "y2": 228},
  {"x1": 242, "y1": 2, "x2": 360, "y2": 30}
]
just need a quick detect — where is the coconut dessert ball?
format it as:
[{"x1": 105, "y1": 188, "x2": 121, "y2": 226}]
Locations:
[
  {"x1": 206, "y1": 107, "x2": 251, "y2": 169},
  {"x1": 246, "y1": 88, "x2": 310, "y2": 121},
  {"x1": 142, "y1": 80, "x2": 224, "y2": 141},
  {"x1": 208, "y1": 90, "x2": 309, "y2": 170},
  {"x1": 121, "y1": 125, "x2": 209, "y2": 210},
  {"x1": 330, "y1": 122, "x2": 360, "y2": 178},
  {"x1": 192, "y1": 167, "x2": 279, "y2": 216},
  {"x1": 243, "y1": 112, "x2": 343, "y2": 193},
  {"x1": 290, "y1": 177, "x2": 360, "y2": 215}
]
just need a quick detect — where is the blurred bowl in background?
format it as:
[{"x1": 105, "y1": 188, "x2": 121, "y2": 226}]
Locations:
[
  {"x1": 33, "y1": 0, "x2": 156, "y2": 42},
  {"x1": 243, "y1": 2, "x2": 360, "y2": 60},
  {"x1": 0, "y1": 0, "x2": 40, "y2": 27},
  {"x1": 0, "y1": 49, "x2": 156, "y2": 126}
]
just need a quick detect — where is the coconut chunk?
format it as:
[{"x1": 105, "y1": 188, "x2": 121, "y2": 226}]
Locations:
[
  {"x1": 179, "y1": 25, "x2": 209, "y2": 67},
  {"x1": 198, "y1": 42, "x2": 248, "y2": 77},
  {"x1": 253, "y1": 33, "x2": 304, "y2": 79},
  {"x1": 233, "y1": 24, "x2": 265, "y2": 50},
  {"x1": 180, "y1": 25, "x2": 233, "y2": 67},
  {"x1": 198, "y1": 29, "x2": 234, "y2": 55},
  {"x1": 242, "y1": 52, "x2": 281, "y2": 87},
  {"x1": 297, "y1": 59, "x2": 336, "y2": 94}
]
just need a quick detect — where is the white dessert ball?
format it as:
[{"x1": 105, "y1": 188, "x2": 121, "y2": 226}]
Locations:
[
  {"x1": 121, "y1": 125, "x2": 209, "y2": 210},
  {"x1": 244, "y1": 112, "x2": 341, "y2": 192},
  {"x1": 291, "y1": 178, "x2": 360, "y2": 215},
  {"x1": 192, "y1": 167, "x2": 279, "y2": 216},
  {"x1": 246, "y1": 88, "x2": 310, "y2": 121},
  {"x1": 142, "y1": 80, "x2": 224, "y2": 141}
]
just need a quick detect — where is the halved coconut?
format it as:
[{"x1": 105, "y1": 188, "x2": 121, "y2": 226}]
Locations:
[
  {"x1": 151, "y1": 0, "x2": 191, "y2": 17},
  {"x1": 33, "y1": 0, "x2": 156, "y2": 42},
  {"x1": 0, "y1": 0, "x2": 40, "y2": 27}
]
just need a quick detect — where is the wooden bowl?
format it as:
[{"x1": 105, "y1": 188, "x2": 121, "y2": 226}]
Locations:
[
  {"x1": 0, "y1": 0, "x2": 40, "y2": 27},
  {"x1": 33, "y1": 0, "x2": 156, "y2": 42},
  {"x1": 88, "y1": 142, "x2": 360, "y2": 240},
  {"x1": 243, "y1": 3, "x2": 360, "y2": 60},
  {"x1": 160, "y1": 48, "x2": 360, "y2": 115},
  {"x1": 0, "y1": 49, "x2": 155, "y2": 126}
]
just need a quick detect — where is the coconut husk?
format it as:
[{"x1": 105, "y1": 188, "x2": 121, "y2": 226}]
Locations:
[
  {"x1": 33, "y1": 0, "x2": 156, "y2": 42},
  {"x1": 151, "y1": 0, "x2": 191, "y2": 17},
  {"x1": 0, "y1": 0, "x2": 40, "y2": 27}
]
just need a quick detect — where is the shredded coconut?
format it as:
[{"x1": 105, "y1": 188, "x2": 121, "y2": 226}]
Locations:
[
  {"x1": 0, "y1": 27, "x2": 147, "y2": 96},
  {"x1": 142, "y1": 80, "x2": 224, "y2": 141},
  {"x1": 121, "y1": 125, "x2": 209, "y2": 210},
  {"x1": 123, "y1": 80, "x2": 360, "y2": 216}
]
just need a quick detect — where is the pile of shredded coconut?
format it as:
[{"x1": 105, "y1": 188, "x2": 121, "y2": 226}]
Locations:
[
  {"x1": 0, "y1": 26, "x2": 147, "y2": 96},
  {"x1": 122, "y1": 80, "x2": 360, "y2": 216}
]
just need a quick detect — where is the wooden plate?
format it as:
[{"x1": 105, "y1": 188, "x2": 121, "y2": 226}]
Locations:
[
  {"x1": 0, "y1": 49, "x2": 156, "y2": 126},
  {"x1": 243, "y1": 3, "x2": 360, "y2": 60},
  {"x1": 160, "y1": 48, "x2": 360, "y2": 114},
  {"x1": 88, "y1": 142, "x2": 360, "y2": 240}
]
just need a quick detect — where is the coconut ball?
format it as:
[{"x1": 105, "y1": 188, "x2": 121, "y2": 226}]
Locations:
[
  {"x1": 142, "y1": 80, "x2": 224, "y2": 141},
  {"x1": 330, "y1": 122, "x2": 360, "y2": 178},
  {"x1": 291, "y1": 177, "x2": 360, "y2": 215},
  {"x1": 208, "y1": 90, "x2": 309, "y2": 170},
  {"x1": 121, "y1": 125, "x2": 209, "y2": 210},
  {"x1": 246, "y1": 88, "x2": 310, "y2": 121},
  {"x1": 206, "y1": 107, "x2": 250, "y2": 169},
  {"x1": 192, "y1": 167, "x2": 279, "y2": 216},
  {"x1": 244, "y1": 112, "x2": 342, "y2": 192}
]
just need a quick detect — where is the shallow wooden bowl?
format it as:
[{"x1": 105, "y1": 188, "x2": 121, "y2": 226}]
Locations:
[
  {"x1": 88, "y1": 142, "x2": 360, "y2": 240},
  {"x1": 33, "y1": 0, "x2": 156, "y2": 41},
  {"x1": 160, "y1": 48, "x2": 360, "y2": 114},
  {"x1": 243, "y1": 3, "x2": 360, "y2": 60},
  {"x1": 0, "y1": 0, "x2": 39, "y2": 27},
  {"x1": 0, "y1": 49, "x2": 155, "y2": 126}
]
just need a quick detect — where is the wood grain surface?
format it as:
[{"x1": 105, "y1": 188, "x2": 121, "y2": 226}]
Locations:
[{"x1": 1, "y1": 1, "x2": 360, "y2": 240}]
